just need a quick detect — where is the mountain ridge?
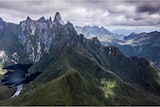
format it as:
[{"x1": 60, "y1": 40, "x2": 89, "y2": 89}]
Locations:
[
  {"x1": 76, "y1": 25, "x2": 160, "y2": 69},
  {"x1": 0, "y1": 12, "x2": 160, "y2": 105},
  {"x1": 0, "y1": 12, "x2": 79, "y2": 65},
  {"x1": 116, "y1": 31, "x2": 160, "y2": 68},
  {"x1": 75, "y1": 25, "x2": 125, "y2": 41}
]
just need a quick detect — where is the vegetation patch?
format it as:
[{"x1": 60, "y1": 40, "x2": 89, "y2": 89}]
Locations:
[
  {"x1": 0, "y1": 59, "x2": 6, "y2": 75},
  {"x1": 101, "y1": 79, "x2": 116, "y2": 99}
]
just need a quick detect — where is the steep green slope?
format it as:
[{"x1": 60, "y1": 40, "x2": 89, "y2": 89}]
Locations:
[
  {"x1": 0, "y1": 73, "x2": 16, "y2": 101},
  {"x1": 102, "y1": 46, "x2": 160, "y2": 94},
  {"x1": 84, "y1": 38, "x2": 160, "y2": 95},
  {"x1": 0, "y1": 23, "x2": 26, "y2": 65},
  {"x1": 5, "y1": 71, "x2": 102, "y2": 105},
  {"x1": 2, "y1": 46, "x2": 160, "y2": 106}
]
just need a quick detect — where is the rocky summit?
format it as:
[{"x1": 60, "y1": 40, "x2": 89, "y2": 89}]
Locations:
[
  {"x1": 0, "y1": 12, "x2": 160, "y2": 106},
  {"x1": 0, "y1": 12, "x2": 77, "y2": 65}
]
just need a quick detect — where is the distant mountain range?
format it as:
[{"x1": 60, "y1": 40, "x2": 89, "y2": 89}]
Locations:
[
  {"x1": 75, "y1": 25, "x2": 160, "y2": 69},
  {"x1": 75, "y1": 25, "x2": 125, "y2": 41},
  {"x1": 117, "y1": 31, "x2": 160, "y2": 68},
  {"x1": 0, "y1": 12, "x2": 160, "y2": 106},
  {"x1": 113, "y1": 28, "x2": 160, "y2": 36}
]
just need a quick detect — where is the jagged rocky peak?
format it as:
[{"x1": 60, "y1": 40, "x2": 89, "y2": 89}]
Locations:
[
  {"x1": 18, "y1": 15, "x2": 56, "y2": 62},
  {"x1": 49, "y1": 17, "x2": 52, "y2": 22},
  {"x1": 53, "y1": 12, "x2": 63, "y2": 24},
  {"x1": 15, "y1": 12, "x2": 83, "y2": 63},
  {"x1": 26, "y1": 16, "x2": 32, "y2": 22},
  {"x1": 64, "y1": 21, "x2": 77, "y2": 34},
  {"x1": 38, "y1": 16, "x2": 46, "y2": 23},
  {"x1": 92, "y1": 37, "x2": 101, "y2": 47},
  {"x1": 79, "y1": 34, "x2": 85, "y2": 43},
  {"x1": 107, "y1": 46, "x2": 124, "y2": 56}
]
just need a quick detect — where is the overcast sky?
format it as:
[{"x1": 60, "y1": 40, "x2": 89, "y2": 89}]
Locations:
[{"x1": 0, "y1": 0, "x2": 160, "y2": 34}]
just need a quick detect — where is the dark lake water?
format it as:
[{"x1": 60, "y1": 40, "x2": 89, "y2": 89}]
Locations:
[
  {"x1": 2, "y1": 64, "x2": 41, "y2": 86},
  {"x1": 1, "y1": 64, "x2": 41, "y2": 98}
]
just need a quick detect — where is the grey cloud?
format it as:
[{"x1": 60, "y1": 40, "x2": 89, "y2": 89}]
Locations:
[
  {"x1": 0, "y1": 0, "x2": 67, "y2": 14},
  {"x1": 134, "y1": 17, "x2": 144, "y2": 21},
  {"x1": 0, "y1": 0, "x2": 160, "y2": 27},
  {"x1": 136, "y1": 3, "x2": 160, "y2": 14}
]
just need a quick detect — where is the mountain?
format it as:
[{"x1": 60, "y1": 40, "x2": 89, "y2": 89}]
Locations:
[
  {"x1": 75, "y1": 26, "x2": 160, "y2": 69},
  {"x1": 113, "y1": 28, "x2": 160, "y2": 36},
  {"x1": 0, "y1": 12, "x2": 74, "y2": 65},
  {"x1": 113, "y1": 29, "x2": 144, "y2": 36},
  {"x1": 116, "y1": 31, "x2": 160, "y2": 68},
  {"x1": 75, "y1": 26, "x2": 125, "y2": 41},
  {"x1": 0, "y1": 12, "x2": 160, "y2": 105}
]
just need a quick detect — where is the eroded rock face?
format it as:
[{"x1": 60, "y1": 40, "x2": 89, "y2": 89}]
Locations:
[
  {"x1": 18, "y1": 17, "x2": 56, "y2": 62},
  {"x1": 17, "y1": 12, "x2": 78, "y2": 63},
  {"x1": 0, "y1": 12, "x2": 121, "y2": 65},
  {"x1": 53, "y1": 12, "x2": 64, "y2": 25},
  {"x1": 0, "y1": 51, "x2": 8, "y2": 63},
  {"x1": 0, "y1": 12, "x2": 122, "y2": 66}
]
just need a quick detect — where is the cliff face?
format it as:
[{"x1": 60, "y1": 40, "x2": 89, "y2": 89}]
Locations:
[
  {"x1": 0, "y1": 12, "x2": 79, "y2": 64},
  {"x1": 18, "y1": 16, "x2": 56, "y2": 62}
]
